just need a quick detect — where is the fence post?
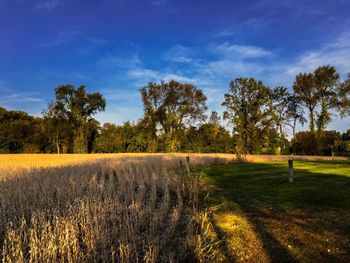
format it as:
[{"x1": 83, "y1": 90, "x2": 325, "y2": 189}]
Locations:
[
  {"x1": 288, "y1": 157, "x2": 294, "y2": 183},
  {"x1": 331, "y1": 146, "x2": 334, "y2": 160},
  {"x1": 186, "y1": 155, "x2": 190, "y2": 174}
]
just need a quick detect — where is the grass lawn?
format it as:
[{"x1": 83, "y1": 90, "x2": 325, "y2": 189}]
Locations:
[{"x1": 203, "y1": 161, "x2": 350, "y2": 262}]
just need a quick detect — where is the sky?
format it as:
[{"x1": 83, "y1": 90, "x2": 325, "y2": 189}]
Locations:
[{"x1": 1, "y1": 0, "x2": 350, "y2": 134}]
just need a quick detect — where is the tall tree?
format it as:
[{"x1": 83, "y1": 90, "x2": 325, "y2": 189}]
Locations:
[
  {"x1": 293, "y1": 73, "x2": 318, "y2": 131},
  {"x1": 286, "y1": 95, "x2": 307, "y2": 139},
  {"x1": 140, "y1": 80, "x2": 207, "y2": 152},
  {"x1": 45, "y1": 84, "x2": 106, "y2": 153},
  {"x1": 208, "y1": 110, "x2": 221, "y2": 138},
  {"x1": 338, "y1": 74, "x2": 350, "y2": 118},
  {"x1": 222, "y1": 77, "x2": 271, "y2": 154},
  {"x1": 271, "y1": 86, "x2": 292, "y2": 151},
  {"x1": 314, "y1": 65, "x2": 340, "y2": 131}
]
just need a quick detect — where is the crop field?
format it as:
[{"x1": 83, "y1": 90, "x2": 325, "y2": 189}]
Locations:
[
  {"x1": 0, "y1": 154, "x2": 349, "y2": 262},
  {"x1": 0, "y1": 154, "x2": 235, "y2": 262}
]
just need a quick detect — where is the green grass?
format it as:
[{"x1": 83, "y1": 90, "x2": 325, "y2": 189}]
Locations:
[{"x1": 202, "y1": 160, "x2": 350, "y2": 262}]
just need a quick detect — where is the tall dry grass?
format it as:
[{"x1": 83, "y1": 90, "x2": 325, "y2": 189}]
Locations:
[{"x1": 0, "y1": 155, "x2": 235, "y2": 262}]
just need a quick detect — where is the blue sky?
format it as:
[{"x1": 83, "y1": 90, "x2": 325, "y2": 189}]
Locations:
[{"x1": 1, "y1": 0, "x2": 350, "y2": 133}]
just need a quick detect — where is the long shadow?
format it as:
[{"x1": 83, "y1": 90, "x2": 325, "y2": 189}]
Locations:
[{"x1": 204, "y1": 160, "x2": 350, "y2": 262}]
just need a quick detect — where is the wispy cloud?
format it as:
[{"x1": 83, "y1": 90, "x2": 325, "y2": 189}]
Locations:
[
  {"x1": 36, "y1": 0, "x2": 67, "y2": 10},
  {"x1": 215, "y1": 43, "x2": 271, "y2": 58},
  {"x1": 37, "y1": 31, "x2": 82, "y2": 48},
  {"x1": 128, "y1": 68, "x2": 200, "y2": 84},
  {"x1": 98, "y1": 54, "x2": 141, "y2": 71},
  {"x1": 150, "y1": 0, "x2": 169, "y2": 6},
  {"x1": 36, "y1": 31, "x2": 108, "y2": 49},
  {"x1": 215, "y1": 17, "x2": 271, "y2": 38},
  {"x1": 86, "y1": 37, "x2": 108, "y2": 45},
  {"x1": 0, "y1": 93, "x2": 42, "y2": 103},
  {"x1": 164, "y1": 45, "x2": 196, "y2": 63}
]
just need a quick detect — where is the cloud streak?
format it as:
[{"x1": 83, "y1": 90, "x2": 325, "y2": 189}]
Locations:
[
  {"x1": 150, "y1": 0, "x2": 169, "y2": 6},
  {"x1": 36, "y1": 0, "x2": 66, "y2": 10}
]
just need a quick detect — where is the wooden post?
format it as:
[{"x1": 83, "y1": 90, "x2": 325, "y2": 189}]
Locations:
[
  {"x1": 331, "y1": 146, "x2": 334, "y2": 160},
  {"x1": 288, "y1": 158, "x2": 294, "y2": 183},
  {"x1": 186, "y1": 155, "x2": 190, "y2": 175}
]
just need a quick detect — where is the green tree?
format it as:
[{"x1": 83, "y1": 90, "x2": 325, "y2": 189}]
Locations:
[
  {"x1": 140, "y1": 80, "x2": 207, "y2": 152},
  {"x1": 286, "y1": 95, "x2": 306, "y2": 139},
  {"x1": 95, "y1": 123, "x2": 124, "y2": 153},
  {"x1": 271, "y1": 86, "x2": 292, "y2": 151},
  {"x1": 0, "y1": 107, "x2": 50, "y2": 153},
  {"x1": 222, "y1": 77, "x2": 272, "y2": 154},
  {"x1": 338, "y1": 74, "x2": 350, "y2": 118},
  {"x1": 314, "y1": 65, "x2": 340, "y2": 131},
  {"x1": 45, "y1": 84, "x2": 106, "y2": 153},
  {"x1": 293, "y1": 73, "x2": 318, "y2": 131}
]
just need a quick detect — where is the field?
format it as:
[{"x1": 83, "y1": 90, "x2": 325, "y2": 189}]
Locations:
[
  {"x1": 204, "y1": 161, "x2": 350, "y2": 262},
  {"x1": 0, "y1": 154, "x2": 349, "y2": 262},
  {"x1": 0, "y1": 154, "x2": 235, "y2": 262}
]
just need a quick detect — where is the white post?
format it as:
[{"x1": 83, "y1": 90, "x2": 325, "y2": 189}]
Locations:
[{"x1": 288, "y1": 158, "x2": 294, "y2": 183}]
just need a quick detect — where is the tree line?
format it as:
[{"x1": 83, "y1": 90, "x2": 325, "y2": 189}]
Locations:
[{"x1": 1, "y1": 65, "x2": 350, "y2": 155}]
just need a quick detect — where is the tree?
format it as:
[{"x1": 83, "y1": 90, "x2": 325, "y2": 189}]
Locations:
[
  {"x1": 292, "y1": 130, "x2": 342, "y2": 156},
  {"x1": 293, "y1": 73, "x2": 318, "y2": 131},
  {"x1": 314, "y1": 65, "x2": 340, "y2": 131},
  {"x1": 95, "y1": 123, "x2": 124, "y2": 153},
  {"x1": 208, "y1": 110, "x2": 221, "y2": 139},
  {"x1": 285, "y1": 95, "x2": 306, "y2": 139},
  {"x1": 338, "y1": 74, "x2": 350, "y2": 118},
  {"x1": 44, "y1": 84, "x2": 106, "y2": 153},
  {"x1": 222, "y1": 77, "x2": 272, "y2": 154},
  {"x1": 0, "y1": 107, "x2": 50, "y2": 153},
  {"x1": 271, "y1": 86, "x2": 292, "y2": 151},
  {"x1": 140, "y1": 80, "x2": 207, "y2": 152}
]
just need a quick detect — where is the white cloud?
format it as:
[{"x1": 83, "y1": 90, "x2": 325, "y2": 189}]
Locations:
[
  {"x1": 215, "y1": 17, "x2": 271, "y2": 38},
  {"x1": 0, "y1": 93, "x2": 42, "y2": 105},
  {"x1": 128, "y1": 68, "x2": 159, "y2": 79},
  {"x1": 98, "y1": 54, "x2": 141, "y2": 71},
  {"x1": 167, "y1": 56, "x2": 193, "y2": 63},
  {"x1": 36, "y1": 0, "x2": 66, "y2": 10},
  {"x1": 151, "y1": 0, "x2": 169, "y2": 6},
  {"x1": 215, "y1": 43, "x2": 271, "y2": 58},
  {"x1": 164, "y1": 45, "x2": 196, "y2": 63},
  {"x1": 128, "y1": 68, "x2": 200, "y2": 84}
]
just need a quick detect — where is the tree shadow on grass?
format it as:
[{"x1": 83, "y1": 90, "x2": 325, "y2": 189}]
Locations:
[{"x1": 205, "y1": 161, "x2": 350, "y2": 262}]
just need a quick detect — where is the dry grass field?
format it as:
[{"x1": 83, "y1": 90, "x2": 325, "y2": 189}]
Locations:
[{"x1": 0, "y1": 154, "x2": 236, "y2": 262}]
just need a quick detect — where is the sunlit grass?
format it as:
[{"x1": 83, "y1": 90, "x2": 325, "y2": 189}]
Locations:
[{"x1": 203, "y1": 161, "x2": 350, "y2": 262}]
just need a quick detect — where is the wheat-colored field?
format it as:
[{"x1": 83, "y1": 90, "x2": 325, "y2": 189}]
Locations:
[{"x1": 0, "y1": 154, "x2": 235, "y2": 262}]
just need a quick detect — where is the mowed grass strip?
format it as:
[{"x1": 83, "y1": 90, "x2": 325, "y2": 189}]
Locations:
[{"x1": 203, "y1": 161, "x2": 350, "y2": 263}]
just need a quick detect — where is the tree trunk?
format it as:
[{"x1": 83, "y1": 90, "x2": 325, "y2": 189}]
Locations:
[
  {"x1": 279, "y1": 122, "x2": 285, "y2": 150},
  {"x1": 292, "y1": 118, "x2": 297, "y2": 139},
  {"x1": 309, "y1": 108, "x2": 315, "y2": 131}
]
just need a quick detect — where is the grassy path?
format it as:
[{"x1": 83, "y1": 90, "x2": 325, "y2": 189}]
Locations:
[{"x1": 203, "y1": 161, "x2": 350, "y2": 262}]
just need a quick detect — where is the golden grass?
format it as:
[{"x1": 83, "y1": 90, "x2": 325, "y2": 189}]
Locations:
[
  {"x1": 209, "y1": 203, "x2": 270, "y2": 262},
  {"x1": 0, "y1": 154, "x2": 236, "y2": 262},
  {"x1": 0, "y1": 153, "x2": 238, "y2": 172}
]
